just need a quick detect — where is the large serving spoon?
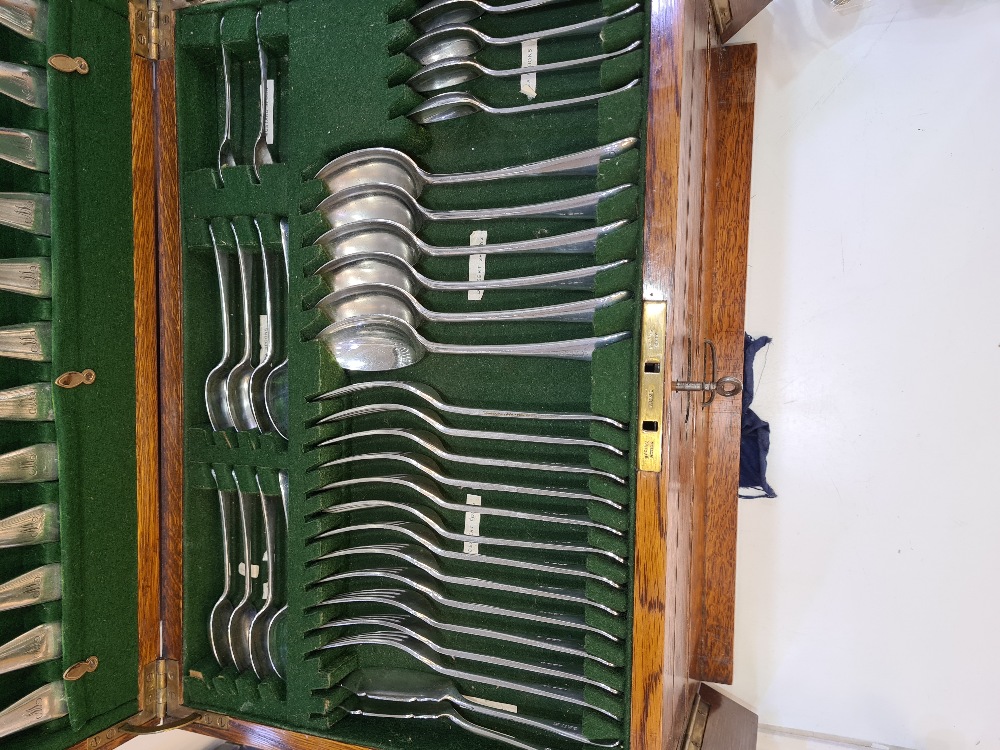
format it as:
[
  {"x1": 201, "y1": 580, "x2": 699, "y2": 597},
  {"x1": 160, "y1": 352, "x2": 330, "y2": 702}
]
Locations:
[
  {"x1": 314, "y1": 379, "x2": 626, "y2": 429},
  {"x1": 406, "y1": 5, "x2": 638, "y2": 65},
  {"x1": 205, "y1": 225, "x2": 238, "y2": 431},
  {"x1": 208, "y1": 469, "x2": 237, "y2": 670},
  {"x1": 315, "y1": 313, "x2": 629, "y2": 372},
  {"x1": 411, "y1": 0, "x2": 574, "y2": 31},
  {"x1": 316, "y1": 252, "x2": 626, "y2": 294},
  {"x1": 318, "y1": 182, "x2": 627, "y2": 230},
  {"x1": 411, "y1": 78, "x2": 640, "y2": 124},
  {"x1": 0, "y1": 257, "x2": 50, "y2": 297},
  {"x1": 316, "y1": 137, "x2": 636, "y2": 196},
  {"x1": 315, "y1": 283, "x2": 628, "y2": 326},
  {"x1": 0, "y1": 0, "x2": 47, "y2": 41},
  {"x1": 0, "y1": 62, "x2": 46, "y2": 108},
  {"x1": 225, "y1": 225, "x2": 260, "y2": 432},
  {"x1": 263, "y1": 220, "x2": 290, "y2": 439},
  {"x1": 0, "y1": 128, "x2": 48, "y2": 172},
  {"x1": 410, "y1": 41, "x2": 642, "y2": 93},
  {"x1": 314, "y1": 474, "x2": 623, "y2": 534}
]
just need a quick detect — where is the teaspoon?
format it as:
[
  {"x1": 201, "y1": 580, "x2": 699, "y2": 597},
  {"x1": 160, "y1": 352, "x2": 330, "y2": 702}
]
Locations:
[
  {"x1": 318, "y1": 182, "x2": 628, "y2": 230},
  {"x1": 316, "y1": 283, "x2": 629, "y2": 326},
  {"x1": 248, "y1": 220, "x2": 278, "y2": 432},
  {"x1": 263, "y1": 219, "x2": 290, "y2": 439},
  {"x1": 406, "y1": 5, "x2": 639, "y2": 65},
  {"x1": 411, "y1": 0, "x2": 574, "y2": 31},
  {"x1": 409, "y1": 41, "x2": 642, "y2": 93},
  {"x1": 225, "y1": 225, "x2": 259, "y2": 432},
  {"x1": 315, "y1": 313, "x2": 630, "y2": 372},
  {"x1": 316, "y1": 138, "x2": 636, "y2": 196}
]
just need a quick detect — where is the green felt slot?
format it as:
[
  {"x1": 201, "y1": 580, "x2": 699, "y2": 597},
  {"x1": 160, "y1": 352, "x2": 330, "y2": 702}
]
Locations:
[{"x1": 176, "y1": 0, "x2": 650, "y2": 748}]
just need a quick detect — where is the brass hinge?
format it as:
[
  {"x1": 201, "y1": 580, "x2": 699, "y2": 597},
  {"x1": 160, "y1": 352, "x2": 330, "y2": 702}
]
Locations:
[
  {"x1": 84, "y1": 659, "x2": 228, "y2": 748},
  {"x1": 129, "y1": 0, "x2": 175, "y2": 60},
  {"x1": 638, "y1": 300, "x2": 668, "y2": 473},
  {"x1": 682, "y1": 695, "x2": 711, "y2": 750}
]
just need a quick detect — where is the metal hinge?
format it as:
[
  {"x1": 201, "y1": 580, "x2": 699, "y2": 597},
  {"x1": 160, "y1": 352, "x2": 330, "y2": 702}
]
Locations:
[
  {"x1": 84, "y1": 659, "x2": 228, "y2": 748},
  {"x1": 638, "y1": 301, "x2": 668, "y2": 473},
  {"x1": 682, "y1": 695, "x2": 711, "y2": 750},
  {"x1": 129, "y1": 0, "x2": 174, "y2": 60}
]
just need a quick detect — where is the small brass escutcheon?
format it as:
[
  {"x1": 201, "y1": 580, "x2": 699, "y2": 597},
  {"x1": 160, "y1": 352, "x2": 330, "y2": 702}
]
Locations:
[
  {"x1": 47, "y1": 55, "x2": 90, "y2": 75},
  {"x1": 55, "y1": 369, "x2": 96, "y2": 389},
  {"x1": 64, "y1": 656, "x2": 99, "y2": 681}
]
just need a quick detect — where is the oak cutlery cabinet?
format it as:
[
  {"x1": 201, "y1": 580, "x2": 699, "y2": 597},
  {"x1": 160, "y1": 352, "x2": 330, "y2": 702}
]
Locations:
[{"x1": 0, "y1": 0, "x2": 765, "y2": 747}]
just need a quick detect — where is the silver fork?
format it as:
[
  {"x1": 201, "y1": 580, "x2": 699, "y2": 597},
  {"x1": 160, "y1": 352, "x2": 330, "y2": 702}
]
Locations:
[{"x1": 251, "y1": 10, "x2": 274, "y2": 180}]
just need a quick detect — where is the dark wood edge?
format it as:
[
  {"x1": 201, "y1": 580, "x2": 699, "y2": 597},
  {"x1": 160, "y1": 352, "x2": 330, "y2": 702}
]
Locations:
[
  {"x1": 699, "y1": 684, "x2": 758, "y2": 750},
  {"x1": 690, "y1": 42, "x2": 758, "y2": 685},
  {"x1": 131, "y1": 52, "x2": 162, "y2": 676},
  {"x1": 188, "y1": 717, "x2": 369, "y2": 750},
  {"x1": 719, "y1": 0, "x2": 773, "y2": 42}
]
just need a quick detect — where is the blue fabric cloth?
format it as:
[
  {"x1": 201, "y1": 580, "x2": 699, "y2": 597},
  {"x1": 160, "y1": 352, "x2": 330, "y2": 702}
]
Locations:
[{"x1": 739, "y1": 334, "x2": 777, "y2": 498}]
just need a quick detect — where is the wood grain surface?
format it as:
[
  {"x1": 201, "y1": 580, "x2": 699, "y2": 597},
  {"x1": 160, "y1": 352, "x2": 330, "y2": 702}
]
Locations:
[{"x1": 690, "y1": 43, "x2": 758, "y2": 685}]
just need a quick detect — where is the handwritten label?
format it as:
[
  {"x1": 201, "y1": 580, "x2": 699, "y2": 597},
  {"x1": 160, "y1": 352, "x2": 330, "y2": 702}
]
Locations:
[
  {"x1": 466, "y1": 695, "x2": 518, "y2": 713},
  {"x1": 468, "y1": 231, "x2": 487, "y2": 301},
  {"x1": 463, "y1": 494, "x2": 481, "y2": 555},
  {"x1": 265, "y1": 79, "x2": 276, "y2": 145},
  {"x1": 520, "y1": 39, "x2": 538, "y2": 99}
]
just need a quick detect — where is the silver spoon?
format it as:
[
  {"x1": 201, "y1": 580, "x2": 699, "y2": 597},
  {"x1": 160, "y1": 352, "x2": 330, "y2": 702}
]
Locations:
[
  {"x1": 0, "y1": 322, "x2": 50, "y2": 361},
  {"x1": 314, "y1": 379, "x2": 626, "y2": 429},
  {"x1": 0, "y1": 623, "x2": 61, "y2": 677},
  {"x1": 0, "y1": 504, "x2": 58, "y2": 548},
  {"x1": 0, "y1": 383, "x2": 54, "y2": 421},
  {"x1": 319, "y1": 504, "x2": 623, "y2": 562},
  {"x1": 0, "y1": 62, "x2": 46, "y2": 108},
  {"x1": 316, "y1": 401, "x2": 624, "y2": 454},
  {"x1": 252, "y1": 11, "x2": 274, "y2": 180},
  {"x1": 0, "y1": 0, "x2": 47, "y2": 41},
  {"x1": 344, "y1": 668, "x2": 619, "y2": 747},
  {"x1": 411, "y1": 78, "x2": 640, "y2": 125},
  {"x1": 316, "y1": 283, "x2": 628, "y2": 327},
  {"x1": 411, "y1": 0, "x2": 574, "y2": 31},
  {"x1": 226, "y1": 225, "x2": 259, "y2": 431},
  {"x1": 267, "y1": 470, "x2": 289, "y2": 678},
  {"x1": 218, "y1": 16, "x2": 236, "y2": 182},
  {"x1": 318, "y1": 182, "x2": 627, "y2": 230},
  {"x1": 208, "y1": 469, "x2": 237, "y2": 670},
  {"x1": 0, "y1": 193, "x2": 50, "y2": 235},
  {"x1": 206, "y1": 225, "x2": 238, "y2": 431},
  {"x1": 249, "y1": 475, "x2": 282, "y2": 680},
  {"x1": 317, "y1": 426, "x2": 625, "y2": 482},
  {"x1": 409, "y1": 41, "x2": 642, "y2": 93},
  {"x1": 326, "y1": 617, "x2": 615, "y2": 693},
  {"x1": 313, "y1": 522, "x2": 621, "y2": 586},
  {"x1": 227, "y1": 472, "x2": 258, "y2": 672},
  {"x1": 248, "y1": 221, "x2": 278, "y2": 432},
  {"x1": 319, "y1": 632, "x2": 620, "y2": 719},
  {"x1": 406, "y1": 5, "x2": 638, "y2": 65},
  {"x1": 315, "y1": 451, "x2": 623, "y2": 509},
  {"x1": 316, "y1": 586, "x2": 615, "y2": 663},
  {"x1": 0, "y1": 444, "x2": 58, "y2": 483},
  {"x1": 263, "y1": 219, "x2": 289, "y2": 439},
  {"x1": 339, "y1": 695, "x2": 545, "y2": 750},
  {"x1": 316, "y1": 138, "x2": 636, "y2": 196},
  {"x1": 0, "y1": 682, "x2": 67, "y2": 741},
  {"x1": 316, "y1": 252, "x2": 625, "y2": 295},
  {"x1": 0, "y1": 256, "x2": 50, "y2": 296},
  {"x1": 315, "y1": 314, "x2": 630, "y2": 372},
  {"x1": 315, "y1": 219, "x2": 625, "y2": 265},
  {"x1": 314, "y1": 474, "x2": 623, "y2": 535},
  {"x1": 314, "y1": 539, "x2": 618, "y2": 614},
  {"x1": 0, "y1": 128, "x2": 48, "y2": 172}
]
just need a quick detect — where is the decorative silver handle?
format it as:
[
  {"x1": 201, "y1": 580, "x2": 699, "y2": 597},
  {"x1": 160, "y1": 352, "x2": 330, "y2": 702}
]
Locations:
[
  {"x1": 495, "y1": 4, "x2": 638, "y2": 45},
  {"x1": 0, "y1": 322, "x2": 51, "y2": 361},
  {"x1": 0, "y1": 682, "x2": 67, "y2": 740},
  {"x1": 0, "y1": 61, "x2": 46, "y2": 108},
  {"x1": 0, "y1": 193, "x2": 51, "y2": 235},
  {"x1": 0, "y1": 383, "x2": 54, "y2": 421},
  {"x1": 423, "y1": 184, "x2": 627, "y2": 222},
  {"x1": 0, "y1": 564, "x2": 61, "y2": 612},
  {"x1": 0, "y1": 128, "x2": 48, "y2": 171},
  {"x1": 0, "y1": 0, "x2": 47, "y2": 41},
  {"x1": 0, "y1": 444, "x2": 58, "y2": 483},
  {"x1": 425, "y1": 290, "x2": 629, "y2": 323},
  {"x1": 485, "y1": 79, "x2": 640, "y2": 118},
  {"x1": 0, "y1": 504, "x2": 59, "y2": 548},
  {"x1": 0, "y1": 257, "x2": 50, "y2": 296},
  {"x1": 424, "y1": 330, "x2": 630, "y2": 361},
  {"x1": 0, "y1": 623, "x2": 61, "y2": 676}
]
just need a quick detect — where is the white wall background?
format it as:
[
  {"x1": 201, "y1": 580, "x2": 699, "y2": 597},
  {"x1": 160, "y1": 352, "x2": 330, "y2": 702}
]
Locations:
[
  {"x1": 123, "y1": 2, "x2": 1000, "y2": 749},
  {"x1": 725, "y1": 0, "x2": 1000, "y2": 748}
]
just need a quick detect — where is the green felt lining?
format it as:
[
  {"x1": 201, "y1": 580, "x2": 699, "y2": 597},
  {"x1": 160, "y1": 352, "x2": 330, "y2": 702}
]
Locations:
[
  {"x1": 0, "y1": 0, "x2": 140, "y2": 747},
  {"x1": 176, "y1": 1, "x2": 649, "y2": 748}
]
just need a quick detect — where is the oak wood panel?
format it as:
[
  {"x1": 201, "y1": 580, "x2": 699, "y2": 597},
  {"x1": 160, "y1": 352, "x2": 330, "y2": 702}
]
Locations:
[
  {"x1": 69, "y1": 732, "x2": 131, "y2": 750},
  {"x1": 690, "y1": 43, "x2": 757, "y2": 685},
  {"x1": 156, "y1": 56, "x2": 187, "y2": 665},
  {"x1": 719, "y1": 0, "x2": 773, "y2": 41},
  {"x1": 700, "y1": 685, "x2": 758, "y2": 750},
  {"x1": 190, "y1": 718, "x2": 368, "y2": 750},
  {"x1": 131, "y1": 53, "x2": 162, "y2": 673}
]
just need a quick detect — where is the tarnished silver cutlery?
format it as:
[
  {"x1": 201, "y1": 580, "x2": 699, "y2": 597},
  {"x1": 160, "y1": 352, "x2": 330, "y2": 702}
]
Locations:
[
  {"x1": 0, "y1": 682, "x2": 67, "y2": 741},
  {"x1": 410, "y1": 0, "x2": 575, "y2": 31},
  {"x1": 0, "y1": 0, "x2": 47, "y2": 41},
  {"x1": 0, "y1": 622, "x2": 61, "y2": 676},
  {"x1": 0, "y1": 321, "x2": 51, "y2": 361},
  {"x1": 0, "y1": 443, "x2": 57, "y2": 483},
  {"x1": 0, "y1": 564, "x2": 61, "y2": 611},
  {"x1": 0, "y1": 192, "x2": 50, "y2": 235},
  {"x1": 208, "y1": 469, "x2": 237, "y2": 670},
  {"x1": 0, "y1": 504, "x2": 58, "y2": 548},
  {"x1": 0, "y1": 382, "x2": 53, "y2": 421},
  {"x1": 0, "y1": 128, "x2": 48, "y2": 171},
  {"x1": 0, "y1": 256, "x2": 50, "y2": 296},
  {"x1": 0, "y1": 61, "x2": 46, "y2": 108}
]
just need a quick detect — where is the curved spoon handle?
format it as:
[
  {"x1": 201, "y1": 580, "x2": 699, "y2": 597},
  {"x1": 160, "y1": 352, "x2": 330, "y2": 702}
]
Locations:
[
  {"x1": 218, "y1": 17, "x2": 236, "y2": 179},
  {"x1": 0, "y1": 504, "x2": 58, "y2": 548},
  {"x1": 421, "y1": 258, "x2": 625, "y2": 291},
  {"x1": 0, "y1": 623, "x2": 61, "y2": 677},
  {"x1": 423, "y1": 184, "x2": 627, "y2": 222},
  {"x1": 0, "y1": 192, "x2": 50, "y2": 235},
  {"x1": 493, "y1": 3, "x2": 638, "y2": 45},
  {"x1": 422, "y1": 330, "x2": 629, "y2": 361},
  {"x1": 0, "y1": 383, "x2": 53, "y2": 421},
  {"x1": 0, "y1": 257, "x2": 49, "y2": 297},
  {"x1": 252, "y1": 11, "x2": 274, "y2": 179},
  {"x1": 424, "y1": 290, "x2": 628, "y2": 323},
  {"x1": 0, "y1": 682, "x2": 67, "y2": 740},
  {"x1": 0, "y1": 0, "x2": 47, "y2": 41},
  {"x1": 427, "y1": 220, "x2": 625, "y2": 257},
  {"x1": 430, "y1": 137, "x2": 636, "y2": 186},
  {"x1": 233, "y1": 229, "x2": 257, "y2": 365},
  {"x1": 0, "y1": 128, "x2": 48, "y2": 171},
  {"x1": 0, "y1": 321, "x2": 50, "y2": 361},
  {"x1": 411, "y1": 0, "x2": 567, "y2": 30},
  {"x1": 0, "y1": 61, "x2": 45, "y2": 108},
  {"x1": 488, "y1": 78, "x2": 639, "y2": 118}
]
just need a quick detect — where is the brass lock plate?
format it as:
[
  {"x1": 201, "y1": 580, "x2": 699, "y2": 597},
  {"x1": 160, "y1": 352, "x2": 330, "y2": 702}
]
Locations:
[{"x1": 638, "y1": 301, "x2": 668, "y2": 472}]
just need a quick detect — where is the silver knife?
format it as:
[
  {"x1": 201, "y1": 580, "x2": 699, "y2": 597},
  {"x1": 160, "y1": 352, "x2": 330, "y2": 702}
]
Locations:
[
  {"x1": 0, "y1": 682, "x2": 67, "y2": 740},
  {"x1": 0, "y1": 623, "x2": 61, "y2": 676}
]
